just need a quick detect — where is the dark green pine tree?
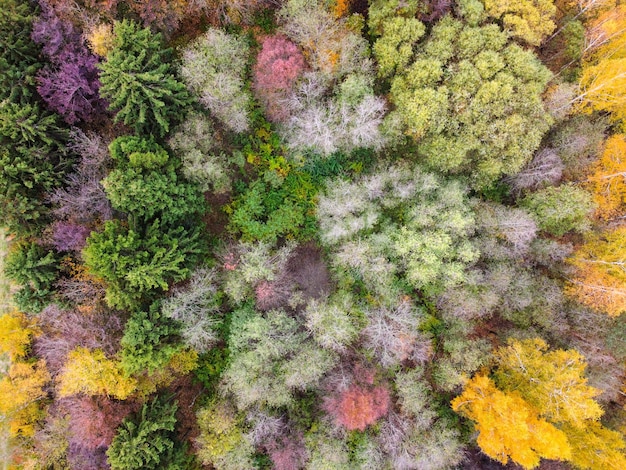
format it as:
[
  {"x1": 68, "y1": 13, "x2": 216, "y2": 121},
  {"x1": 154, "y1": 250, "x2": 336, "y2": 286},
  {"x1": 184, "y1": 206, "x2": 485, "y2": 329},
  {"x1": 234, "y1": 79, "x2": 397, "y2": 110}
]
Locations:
[
  {"x1": 0, "y1": 102, "x2": 69, "y2": 235},
  {"x1": 0, "y1": 0, "x2": 42, "y2": 103},
  {"x1": 4, "y1": 241, "x2": 59, "y2": 313},
  {"x1": 107, "y1": 397, "x2": 191, "y2": 470},
  {"x1": 82, "y1": 219, "x2": 205, "y2": 310},
  {"x1": 120, "y1": 301, "x2": 183, "y2": 376},
  {"x1": 98, "y1": 19, "x2": 192, "y2": 137}
]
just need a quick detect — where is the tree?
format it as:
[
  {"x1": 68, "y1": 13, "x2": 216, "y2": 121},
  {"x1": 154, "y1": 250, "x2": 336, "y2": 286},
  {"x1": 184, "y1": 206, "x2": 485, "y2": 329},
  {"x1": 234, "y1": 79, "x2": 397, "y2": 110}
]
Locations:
[
  {"x1": 506, "y1": 148, "x2": 564, "y2": 195},
  {"x1": 0, "y1": 0, "x2": 41, "y2": 103},
  {"x1": 35, "y1": 304, "x2": 124, "y2": 376},
  {"x1": 127, "y1": 0, "x2": 188, "y2": 34},
  {"x1": 494, "y1": 338, "x2": 603, "y2": 426},
  {"x1": 49, "y1": 130, "x2": 113, "y2": 224},
  {"x1": 103, "y1": 136, "x2": 205, "y2": 227},
  {"x1": 586, "y1": 134, "x2": 626, "y2": 219},
  {"x1": 168, "y1": 112, "x2": 232, "y2": 193},
  {"x1": 521, "y1": 184, "x2": 595, "y2": 236},
  {"x1": 578, "y1": 5, "x2": 626, "y2": 129},
  {"x1": 0, "y1": 310, "x2": 35, "y2": 361},
  {"x1": 362, "y1": 298, "x2": 431, "y2": 368},
  {"x1": 566, "y1": 226, "x2": 626, "y2": 316},
  {"x1": 318, "y1": 164, "x2": 478, "y2": 297},
  {"x1": 161, "y1": 267, "x2": 221, "y2": 353},
  {"x1": 482, "y1": 0, "x2": 557, "y2": 46},
  {"x1": 180, "y1": 28, "x2": 251, "y2": 133},
  {"x1": 324, "y1": 383, "x2": 390, "y2": 431},
  {"x1": 49, "y1": 221, "x2": 91, "y2": 252},
  {"x1": 222, "y1": 306, "x2": 336, "y2": 410},
  {"x1": 281, "y1": 72, "x2": 388, "y2": 156},
  {"x1": 221, "y1": 241, "x2": 295, "y2": 305},
  {"x1": 57, "y1": 347, "x2": 137, "y2": 399},
  {"x1": 31, "y1": 3, "x2": 106, "y2": 124},
  {"x1": 0, "y1": 360, "x2": 50, "y2": 438},
  {"x1": 562, "y1": 421, "x2": 626, "y2": 470},
  {"x1": 304, "y1": 292, "x2": 359, "y2": 353},
  {"x1": 195, "y1": 400, "x2": 251, "y2": 468},
  {"x1": 82, "y1": 219, "x2": 204, "y2": 310},
  {"x1": 0, "y1": 101, "x2": 69, "y2": 234},
  {"x1": 451, "y1": 374, "x2": 571, "y2": 469},
  {"x1": 4, "y1": 241, "x2": 59, "y2": 313},
  {"x1": 119, "y1": 302, "x2": 184, "y2": 376},
  {"x1": 371, "y1": 13, "x2": 552, "y2": 188},
  {"x1": 98, "y1": 19, "x2": 191, "y2": 136},
  {"x1": 66, "y1": 395, "x2": 135, "y2": 450},
  {"x1": 253, "y1": 35, "x2": 306, "y2": 123},
  {"x1": 106, "y1": 397, "x2": 190, "y2": 470},
  {"x1": 278, "y1": 0, "x2": 371, "y2": 78}
]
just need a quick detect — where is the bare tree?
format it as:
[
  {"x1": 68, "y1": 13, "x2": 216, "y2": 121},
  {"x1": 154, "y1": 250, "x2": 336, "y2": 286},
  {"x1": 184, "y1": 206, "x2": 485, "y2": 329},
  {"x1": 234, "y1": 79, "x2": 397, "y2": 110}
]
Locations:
[{"x1": 506, "y1": 148, "x2": 563, "y2": 195}]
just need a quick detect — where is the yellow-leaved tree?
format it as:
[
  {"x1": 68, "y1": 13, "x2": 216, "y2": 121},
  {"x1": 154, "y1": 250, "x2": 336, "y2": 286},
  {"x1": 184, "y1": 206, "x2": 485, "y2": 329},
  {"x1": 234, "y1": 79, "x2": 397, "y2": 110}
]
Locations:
[
  {"x1": 562, "y1": 421, "x2": 626, "y2": 469},
  {"x1": 453, "y1": 338, "x2": 626, "y2": 469},
  {"x1": 0, "y1": 309, "x2": 48, "y2": 438},
  {"x1": 494, "y1": 338, "x2": 603, "y2": 426},
  {"x1": 451, "y1": 374, "x2": 571, "y2": 469},
  {"x1": 578, "y1": 5, "x2": 626, "y2": 129},
  {"x1": 0, "y1": 310, "x2": 36, "y2": 361},
  {"x1": 57, "y1": 347, "x2": 137, "y2": 400},
  {"x1": 586, "y1": 134, "x2": 626, "y2": 220},
  {"x1": 0, "y1": 360, "x2": 50, "y2": 437},
  {"x1": 566, "y1": 226, "x2": 626, "y2": 316},
  {"x1": 483, "y1": 0, "x2": 557, "y2": 46}
]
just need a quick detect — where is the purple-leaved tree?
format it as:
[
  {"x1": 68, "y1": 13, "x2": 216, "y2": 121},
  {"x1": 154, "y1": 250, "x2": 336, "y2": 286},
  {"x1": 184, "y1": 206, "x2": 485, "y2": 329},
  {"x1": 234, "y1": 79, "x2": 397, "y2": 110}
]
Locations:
[{"x1": 32, "y1": 1, "x2": 107, "y2": 123}]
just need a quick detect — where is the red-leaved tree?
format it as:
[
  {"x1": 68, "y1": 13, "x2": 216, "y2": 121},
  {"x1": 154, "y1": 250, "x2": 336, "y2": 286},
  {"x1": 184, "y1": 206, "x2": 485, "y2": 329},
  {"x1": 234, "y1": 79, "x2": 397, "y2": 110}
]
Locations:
[
  {"x1": 65, "y1": 395, "x2": 136, "y2": 450},
  {"x1": 323, "y1": 366, "x2": 391, "y2": 431},
  {"x1": 253, "y1": 35, "x2": 305, "y2": 123}
]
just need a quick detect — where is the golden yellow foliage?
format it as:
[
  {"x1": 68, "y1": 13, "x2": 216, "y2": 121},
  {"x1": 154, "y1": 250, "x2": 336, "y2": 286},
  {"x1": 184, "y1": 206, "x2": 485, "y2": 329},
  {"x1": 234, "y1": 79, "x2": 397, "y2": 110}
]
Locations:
[
  {"x1": 87, "y1": 23, "x2": 115, "y2": 57},
  {"x1": 579, "y1": 6, "x2": 626, "y2": 129},
  {"x1": 566, "y1": 227, "x2": 626, "y2": 316},
  {"x1": 57, "y1": 347, "x2": 136, "y2": 399},
  {"x1": 587, "y1": 134, "x2": 626, "y2": 219},
  {"x1": 333, "y1": 0, "x2": 351, "y2": 19},
  {"x1": 0, "y1": 360, "x2": 50, "y2": 437},
  {"x1": 494, "y1": 338, "x2": 603, "y2": 426},
  {"x1": 483, "y1": 0, "x2": 557, "y2": 46},
  {"x1": 562, "y1": 421, "x2": 626, "y2": 470},
  {"x1": 0, "y1": 310, "x2": 36, "y2": 361},
  {"x1": 451, "y1": 374, "x2": 571, "y2": 469}
]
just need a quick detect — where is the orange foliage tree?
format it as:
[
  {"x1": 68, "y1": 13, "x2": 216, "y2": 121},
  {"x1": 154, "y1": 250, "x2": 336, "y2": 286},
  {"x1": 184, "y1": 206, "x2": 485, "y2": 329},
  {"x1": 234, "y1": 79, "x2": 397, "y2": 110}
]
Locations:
[
  {"x1": 566, "y1": 226, "x2": 626, "y2": 316},
  {"x1": 586, "y1": 134, "x2": 626, "y2": 219},
  {"x1": 324, "y1": 383, "x2": 390, "y2": 431}
]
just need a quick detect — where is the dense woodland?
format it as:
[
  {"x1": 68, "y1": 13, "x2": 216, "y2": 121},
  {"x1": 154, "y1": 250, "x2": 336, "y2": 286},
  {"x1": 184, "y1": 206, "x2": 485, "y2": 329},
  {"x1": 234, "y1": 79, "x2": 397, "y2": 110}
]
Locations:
[{"x1": 1, "y1": 0, "x2": 626, "y2": 468}]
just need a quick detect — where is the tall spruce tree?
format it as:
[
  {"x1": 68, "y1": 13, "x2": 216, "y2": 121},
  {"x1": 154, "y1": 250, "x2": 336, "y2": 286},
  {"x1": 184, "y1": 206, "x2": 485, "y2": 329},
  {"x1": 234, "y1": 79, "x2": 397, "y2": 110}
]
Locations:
[{"x1": 98, "y1": 20, "x2": 191, "y2": 137}]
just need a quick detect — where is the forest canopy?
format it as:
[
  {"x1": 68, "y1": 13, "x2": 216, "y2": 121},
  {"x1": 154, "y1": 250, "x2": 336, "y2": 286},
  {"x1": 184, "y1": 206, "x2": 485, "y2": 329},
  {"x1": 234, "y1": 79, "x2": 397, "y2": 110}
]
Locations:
[{"x1": 1, "y1": 0, "x2": 626, "y2": 469}]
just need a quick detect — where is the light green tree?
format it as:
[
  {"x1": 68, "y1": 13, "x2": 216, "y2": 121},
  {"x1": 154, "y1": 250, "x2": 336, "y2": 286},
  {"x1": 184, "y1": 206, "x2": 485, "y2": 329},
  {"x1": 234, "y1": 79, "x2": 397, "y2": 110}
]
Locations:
[{"x1": 371, "y1": 13, "x2": 552, "y2": 188}]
